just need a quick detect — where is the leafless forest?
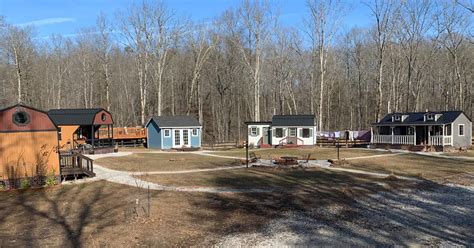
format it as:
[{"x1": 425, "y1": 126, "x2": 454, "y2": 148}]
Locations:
[{"x1": 0, "y1": 0, "x2": 472, "y2": 142}]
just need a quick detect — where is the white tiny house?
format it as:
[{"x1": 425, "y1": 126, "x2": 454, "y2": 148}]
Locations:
[{"x1": 246, "y1": 115, "x2": 317, "y2": 148}]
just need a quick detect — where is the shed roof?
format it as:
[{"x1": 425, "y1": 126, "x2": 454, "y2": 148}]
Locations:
[
  {"x1": 147, "y1": 116, "x2": 201, "y2": 128},
  {"x1": 48, "y1": 108, "x2": 112, "y2": 125},
  {"x1": 272, "y1": 115, "x2": 316, "y2": 127},
  {"x1": 374, "y1": 111, "x2": 470, "y2": 126}
]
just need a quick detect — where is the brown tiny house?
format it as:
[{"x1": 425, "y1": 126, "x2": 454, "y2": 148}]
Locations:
[
  {"x1": 48, "y1": 108, "x2": 114, "y2": 154},
  {"x1": 0, "y1": 104, "x2": 60, "y2": 188}
]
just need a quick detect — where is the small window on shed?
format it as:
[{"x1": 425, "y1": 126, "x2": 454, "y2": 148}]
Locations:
[
  {"x1": 101, "y1": 113, "x2": 107, "y2": 121},
  {"x1": 459, "y1": 124, "x2": 464, "y2": 136},
  {"x1": 12, "y1": 111, "x2": 30, "y2": 126},
  {"x1": 426, "y1": 114, "x2": 434, "y2": 121},
  {"x1": 302, "y1": 128, "x2": 312, "y2": 138},
  {"x1": 393, "y1": 115, "x2": 401, "y2": 121},
  {"x1": 164, "y1": 129, "x2": 171, "y2": 137},
  {"x1": 192, "y1": 128, "x2": 198, "y2": 136},
  {"x1": 250, "y1": 127, "x2": 259, "y2": 137},
  {"x1": 275, "y1": 128, "x2": 284, "y2": 138}
]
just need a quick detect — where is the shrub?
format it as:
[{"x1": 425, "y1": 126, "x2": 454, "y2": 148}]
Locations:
[
  {"x1": 20, "y1": 178, "x2": 30, "y2": 189},
  {"x1": 45, "y1": 170, "x2": 58, "y2": 186}
]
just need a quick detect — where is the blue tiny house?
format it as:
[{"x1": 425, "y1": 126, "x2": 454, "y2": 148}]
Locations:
[{"x1": 145, "y1": 116, "x2": 202, "y2": 149}]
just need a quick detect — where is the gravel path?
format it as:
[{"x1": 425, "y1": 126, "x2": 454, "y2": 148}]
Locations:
[{"x1": 215, "y1": 182, "x2": 474, "y2": 247}]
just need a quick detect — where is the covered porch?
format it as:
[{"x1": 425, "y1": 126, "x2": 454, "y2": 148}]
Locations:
[{"x1": 371, "y1": 124, "x2": 453, "y2": 146}]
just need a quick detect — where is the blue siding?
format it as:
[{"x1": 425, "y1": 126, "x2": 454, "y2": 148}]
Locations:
[
  {"x1": 191, "y1": 129, "x2": 201, "y2": 147},
  {"x1": 147, "y1": 121, "x2": 162, "y2": 149},
  {"x1": 162, "y1": 129, "x2": 173, "y2": 149}
]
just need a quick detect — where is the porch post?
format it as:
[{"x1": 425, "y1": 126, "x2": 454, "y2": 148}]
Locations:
[
  {"x1": 413, "y1": 126, "x2": 416, "y2": 145},
  {"x1": 442, "y1": 124, "x2": 444, "y2": 146},
  {"x1": 91, "y1": 125, "x2": 95, "y2": 150},
  {"x1": 391, "y1": 127, "x2": 394, "y2": 144},
  {"x1": 428, "y1": 125, "x2": 431, "y2": 146},
  {"x1": 370, "y1": 126, "x2": 373, "y2": 143}
]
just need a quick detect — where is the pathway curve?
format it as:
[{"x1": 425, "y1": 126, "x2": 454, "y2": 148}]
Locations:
[
  {"x1": 84, "y1": 150, "x2": 420, "y2": 193},
  {"x1": 88, "y1": 152, "x2": 271, "y2": 193}
]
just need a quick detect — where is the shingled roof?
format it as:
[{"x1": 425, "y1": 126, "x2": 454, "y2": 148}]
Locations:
[
  {"x1": 48, "y1": 108, "x2": 109, "y2": 125},
  {"x1": 271, "y1": 115, "x2": 316, "y2": 127},
  {"x1": 373, "y1": 111, "x2": 469, "y2": 126},
  {"x1": 146, "y1": 116, "x2": 201, "y2": 128}
]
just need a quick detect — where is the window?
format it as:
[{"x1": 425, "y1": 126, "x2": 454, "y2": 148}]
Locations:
[
  {"x1": 459, "y1": 124, "x2": 464, "y2": 136},
  {"x1": 12, "y1": 111, "x2": 30, "y2": 126},
  {"x1": 101, "y1": 113, "x2": 107, "y2": 121},
  {"x1": 393, "y1": 115, "x2": 401, "y2": 121},
  {"x1": 445, "y1": 124, "x2": 452, "y2": 136},
  {"x1": 275, "y1": 128, "x2": 284, "y2": 138},
  {"x1": 192, "y1": 128, "x2": 198, "y2": 136},
  {"x1": 58, "y1": 127, "x2": 62, "y2": 140},
  {"x1": 302, "y1": 128, "x2": 311, "y2": 138},
  {"x1": 426, "y1": 114, "x2": 434, "y2": 121},
  {"x1": 250, "y1": 127, "x2": 259, "y2": 137},
  {"x1": 289, "y1": 128, "x2": 297, "y2": 137},
  {"x1": 164, "y1": 129, "x2": 171, "y2": 137},
  {"x1": 183, "y1": 130, "x2": 189, "y2": 145}
]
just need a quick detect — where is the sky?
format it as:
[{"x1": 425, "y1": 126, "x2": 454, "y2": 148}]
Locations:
[{"x1": 0, "y1": 0, "x2": 374, "y2": 39}]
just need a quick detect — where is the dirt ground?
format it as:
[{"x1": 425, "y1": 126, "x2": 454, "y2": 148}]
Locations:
[
  {"x1": 1, "y1": 149, "x2": 473, "y2": 246},
  {"x1": 95, "y1": 153, "x2": 240, "y2": 172},
  {"x1": 0, "y1": 170, "x2": 412, "y2": 247}
]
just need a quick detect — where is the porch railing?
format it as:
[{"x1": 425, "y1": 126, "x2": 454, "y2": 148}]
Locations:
[
  {"x1": 429, "y1": 135, "x2": 443, "y2": 146},
  {"x1": 372, "y1": 134, "x2": 414, "y2": 145},
  {"x1": 443, "y1": 136, "x2": 452, "y2": 146},
  {"x1": 372, "y1": 135, "x2": 392, "y2": 144}
]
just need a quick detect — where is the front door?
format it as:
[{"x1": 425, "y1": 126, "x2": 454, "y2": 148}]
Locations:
[
  {"x1": 173, "y1": 129, "x2": 181, "y2": 148},
  {"x1": 263, "y1": 127, "x2": 271, "y2": 145}
]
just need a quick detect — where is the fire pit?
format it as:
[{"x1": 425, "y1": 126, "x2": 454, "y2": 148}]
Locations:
[{"x1": 275, "y1": 156, "x2": 299, "y2": 166}]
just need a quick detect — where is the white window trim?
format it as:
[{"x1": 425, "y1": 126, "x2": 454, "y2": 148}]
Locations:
[
  {"x1": 192, "y1": 128, "x2": 198, "y2": 136},
  {"x1": 289, "y1": 127, "x2": 297, "y2": 137},
  {"x1": 164, "y1": 129, "x2": 171, "y2": 137},
  {"x1": 250, "y1": 127, "x2": 258, "y2": 137},
  {"x1": 302, "y1": 128, "x2": 311, "y2": 138},
  {"x1": 459, "y1": 124, "x2": 465, "y2": 136},
  {"x1": 274, "y1": 128, "x2": 284, "y2": 138}
]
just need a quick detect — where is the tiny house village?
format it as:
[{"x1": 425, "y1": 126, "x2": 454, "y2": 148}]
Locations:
[{"x1": 0, "y1": 103, "x2": 472, "y2": 189}]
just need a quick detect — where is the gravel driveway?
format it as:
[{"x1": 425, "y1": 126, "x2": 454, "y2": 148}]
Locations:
[{"x1": 215, "y1": 182, "x2": 474, "y2": 247}]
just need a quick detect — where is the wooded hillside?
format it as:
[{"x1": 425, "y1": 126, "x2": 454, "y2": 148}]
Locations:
[{"x1": 0, "y1": 0, "x2": 472, "y2": 143}]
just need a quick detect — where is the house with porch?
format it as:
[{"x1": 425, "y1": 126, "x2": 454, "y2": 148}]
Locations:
[
  {"x1": 371, "y1": 111, "x2": 472, "y2": 151},
  {"x1": 246, "y1": 115, "x2": 317, "y2": 148},
  {"x1": 48, "y1": 108, "x2": 114, "y2": 154},
  {"x1": 145, "y1": 116, "x2": 202, "y2": 150}
]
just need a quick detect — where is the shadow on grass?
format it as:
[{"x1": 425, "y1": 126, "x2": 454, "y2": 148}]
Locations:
[
  {"x1": 0, "y1": 181, "x2": 125, "y2": 247},
  {"x1": 188, "y1": 168, "x2": 474, "y2": 246}
]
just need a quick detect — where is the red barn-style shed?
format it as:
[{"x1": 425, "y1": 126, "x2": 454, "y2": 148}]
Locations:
[{"x1": 0, "y1": 104, "x2": 60, "y2": 188}]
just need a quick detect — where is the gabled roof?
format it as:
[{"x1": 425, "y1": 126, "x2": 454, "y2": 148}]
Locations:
[
  {"x1": 374, "y1": 111, "x2": 469, "y2": 126},
  {"x1": 146, "y1": 116, "x2": 201, "y2": 128},
  {"x1": 48, "y1": 108, "x2": 111, "y2": 125},
  {"x1": 272, "y1": 115, "x2": 316, "y2": 127}
]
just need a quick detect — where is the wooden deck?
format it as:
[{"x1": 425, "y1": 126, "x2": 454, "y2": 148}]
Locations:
[{"x1": 60, "y1": 152, "x2": 95, "y2": 179}]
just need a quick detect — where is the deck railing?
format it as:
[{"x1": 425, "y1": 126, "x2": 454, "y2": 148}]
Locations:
[{"x1": 60, "y1": 152, "x2": 94, "y2": 176}]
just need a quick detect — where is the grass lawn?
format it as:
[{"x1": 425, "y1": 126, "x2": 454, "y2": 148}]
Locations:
[
  {"x1": 95, "y1": 153, "x2": 240, "y2": 172},
  {"x1": 135, "y1": 167, "x2": 406, "y2": 190},
  {"x1": 207, "y1": 147, "x2": 389, "y2": 160},
  {"x1": 0, "y1": 168, "x2": 416, "y2": 247},
  {"x1": 442, "y1": 150, "x2": 474, "y2": 158},
  {"x1": 339, "y1": 153, "x2": 474, "y2": 182}
]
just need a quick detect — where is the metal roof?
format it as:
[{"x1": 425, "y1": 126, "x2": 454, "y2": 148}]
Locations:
[
  {"x1": 373, "y1": 111, "x2": 469, "y2": 126},
  {"x1": 48, "y1": 108, "x2": 108, "y2": 125},
  {"x1": 271, "y1": 115, "x2": 316, "y2": 127},
  {"x1": 147, "y1": 116, "x2": 201, "y2": 128}
]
